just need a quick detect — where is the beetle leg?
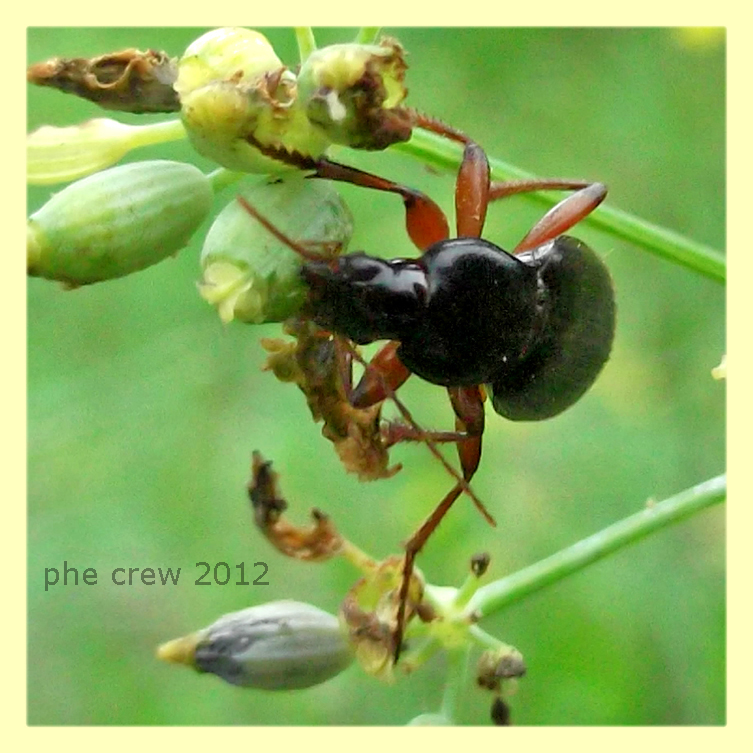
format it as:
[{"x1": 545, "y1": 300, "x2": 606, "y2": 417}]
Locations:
[
  {"x1": 448, "y1": 385, "x2": 487, "y2": 484},
  {"x1": 338, "y1": 340, "x2": 412, "y2": 408},
  {"x1": 339, "y1": 338, "x2": 488, "y2": 512},
  {"x1": 338, "y1": 339, "x2": 492, "y2": 520},
  {"x1": 513, "y1": 182, "x2": 607, "y2": 252},
  {"x1": 392, "y1": 385, "x2": 493, "y2": 661},
  {"x1": 403, "y1": 113, "x2": 491, "y2": 239},
  {"x1": 455, "y1": 142, "x2": 491, "y2": 238},
  {"x1": 393, "y1": 481, "x2": 466, "y2": 659},
  {"x1": 242, "y1": 136, "x2": 450, "y2": 251},
  {"x1": 488, "y1": 177, "x2": 596, "y2": 200},
  {"x1": 312, "y1": 159, "x2": 450, "y2": 251}
]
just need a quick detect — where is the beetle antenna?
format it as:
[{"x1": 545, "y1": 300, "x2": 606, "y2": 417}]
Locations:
[{"x1": 236, "y1": 195, "x2": 332, "y2": 263}]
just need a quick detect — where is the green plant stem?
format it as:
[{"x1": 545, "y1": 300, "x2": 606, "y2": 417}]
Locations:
[
  {"x1": 128, "y1": 118, "x2": 187, "y2": 148},
  {"x1": 468, "y1": 624, "x2": 517, "y2": 653},
  {"x1": 294, "y1": 27, "x2": 317, "y2": 64},
  {"x1": 466, "y1": 474, "x2": 726, "y2": 619},
  {"x1": 393, "y1": 129, "x2": 726, "y2": 284},
  {"x1": 206, "y1": 167, "x2": 246, "y2": 193},
  {"x1": 439, "y1": 646, "x2": 470, "y2": 723},
  {"x1": 355, "y1": 28, "x2": 382, "y2": 45}
]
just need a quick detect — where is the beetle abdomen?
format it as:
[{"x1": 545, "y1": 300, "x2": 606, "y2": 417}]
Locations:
[{"x1": 488, "y1": 236, "x2": 615, "y2": 421}]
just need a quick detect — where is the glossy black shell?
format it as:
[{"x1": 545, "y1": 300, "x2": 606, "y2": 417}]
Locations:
[{"x1": 301, "y1": 235, "x2": 615, "y2": 421}]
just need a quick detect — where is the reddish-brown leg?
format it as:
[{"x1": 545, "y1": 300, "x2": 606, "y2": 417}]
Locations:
[
  {"x1": 392, "y1": 384, "x2": 489, "y2": 660},
  {"x1": 488, "y1": 178, "x2": 596, "y2": 200},
  {"x1": 241, "y1": 136, "x2": 452, "y2": 251},
  {"x1": 309, "y1": 159, "x2": 450, "y2": 252},
  {"x1": 409, "y1": 111, "x2": 607, "y2": 250},
  {"x1": 455, "y1": 143, "x2": 491, "y2": 238},
  {"x1": 448, "y1": 385, "x2": 486, "y2": 483},
  {"x1": 513, "y1": 182, "x2": 607, "y2": 252},
  {"x1": 408, "y1": 113, "x2": 490, "y2": 238},
  {"x1": 337, "y1": 338, "x2": 489, "y2": 513},
  {"x1": 344, "y1": 341, "x2": 412, "y2": 408}
]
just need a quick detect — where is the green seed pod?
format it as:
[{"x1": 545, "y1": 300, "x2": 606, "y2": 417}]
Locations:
[
  {"x1": 157, "y1": 600, "x2": 353, "y2": 690},
  {"x1": 199, "y1": 175, "x2": 352, "y2": 324},
  {"x1": 28, "y1": 160, "x2": 214, "y2": 285}
]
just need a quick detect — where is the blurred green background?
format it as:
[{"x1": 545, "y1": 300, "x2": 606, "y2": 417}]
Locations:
[{"x1": 27, "y1": 27, "x2": 725, "y2": 725}]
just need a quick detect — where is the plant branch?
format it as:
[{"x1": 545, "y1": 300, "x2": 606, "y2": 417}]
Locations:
[
  {"x1": 466, "y1": 474, "x2": 726, "y2": 619},
  {"x1": 439, "y1": 646, "x2": 470, "y2": 723},
  {"x1": 355, "y1": 28, "x2": 382, "y2": 45},
  {"x1": 393, "y1": 129, "x2": 725, "y2": 284},
  {"x1": 294, "y1": 28, "x2": 317, "y2": 64}
]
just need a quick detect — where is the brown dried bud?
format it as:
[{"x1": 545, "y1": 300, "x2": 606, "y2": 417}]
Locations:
[
  {"x1": 27, "y1": 49, "x2": 180, "y2": 113},
  {"x1": 248, "y1": 451, "x2": 344, "y2": 562},
  {"x1": 477, "y1": 646, "x2": 527, "y2": 691},
  {"x1": 470, "y1": 552, "x2": 491, "y2": 577},
  {"x1": 490, "y1": 697, "x2": 511, "y2": 726}
]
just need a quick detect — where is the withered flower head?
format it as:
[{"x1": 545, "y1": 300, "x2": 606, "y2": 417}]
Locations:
[{"x1": 297, "y1": 38, "x2": 414, "y2": 150}]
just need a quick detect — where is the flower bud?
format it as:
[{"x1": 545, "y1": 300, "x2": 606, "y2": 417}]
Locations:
[
  {"x1": 27, "y1": 118, "x2": 187, "y2": 185},
  {"x1": 297, "y1": 39, "x2": 412, "y2": 150},
  {"x1": 198, "y1": 175, "x2": 352, "y2": 323},
  {"x1": 28, "y1": 119, "x2": 140, "y2": 186},
  {"x1": 174, "y1": 28, "x2": 283, "y2": 99},
  {"x1": 28, "y1": 160, "x2": 213, "y2": 285},
  {"x1": 176, "y1": 28, "x2": 329, "y2": 173},
  {"x1": 157, "y1": 600, "x2": 353, "y2": 690}
]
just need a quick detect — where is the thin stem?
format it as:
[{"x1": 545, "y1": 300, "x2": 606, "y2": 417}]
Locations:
[
  {"x1": 206, "y1": 167, "x2": 246, "y2": 193},
  {"x1": 294, "y1": 27, "x2": 317, "y2": 64},
  {"x1": 468, "y1": 624, "x2": 517, "y2": 653},
  {"x1": 439, "y1": 646, "x2": 470, "y2": 723},
  {"x1": 400, "y1": 635, "x2": 442, "y2": 673},
  {"x1": 393, "y1": 129, "x2": 725, "y2": 283},
  {"x1": 355, "y1": 28, "x2": 382, "y2": 45},
  {"x1": 339, "y1": 539, "x2": 379, "y2": 573},
  {"x1": 127, "y1": 118, "x2": 187, "y2": 148},
  {"x1": 466, "y1": 474, "x2": 726, "y2": 619},
  {"x1": 452, "y1": 570, "x2": 484, "y2": 610}
]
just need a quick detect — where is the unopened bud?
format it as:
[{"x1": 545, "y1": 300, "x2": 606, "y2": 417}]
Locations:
[
  {"x1": 297, "y1": 39, "x2": 412, "y2": 150},
  {"x1": 174, "y1": 28, "x2": 283, "y2": 98},
  {"x1": 198, "y1": 176, "x2": 352, "y2": 323},
  {"x1": 28, "y1": 160, "x2": 213, "y2": 285},
  {"x1": 176, "y1": 28, "x2": 328, "y2": 173},
  {"x1": 157, "y1": 600, "x2": 353, "y2": 690},
  {"x1": 28, "y1": 119, "x2": 146, "y2": 185}
]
